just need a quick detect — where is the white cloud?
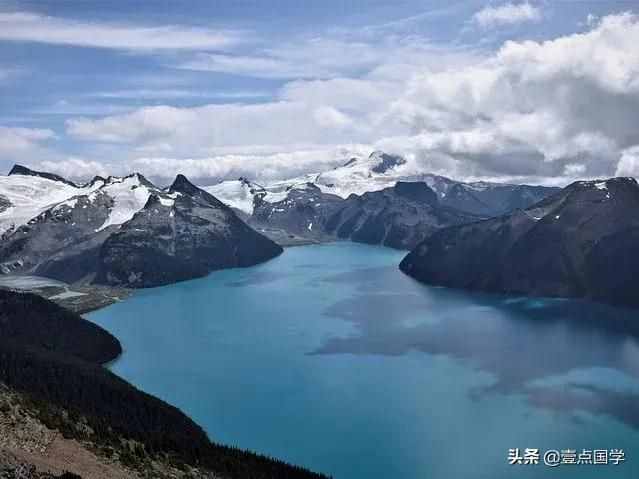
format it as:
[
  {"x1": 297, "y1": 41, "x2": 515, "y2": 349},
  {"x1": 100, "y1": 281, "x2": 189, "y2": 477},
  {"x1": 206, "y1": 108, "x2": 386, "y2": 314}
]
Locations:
[
  {"x1": 385, "y1": 12, "x2": 639, "y2": 178},
  {"x1": 36, "y1": 157, "x2": 110, "y2": 179},
  {"x1": 59, "y1": 13, "x2": 639, "y2": 185},
  {"x1": 66, "y1": 101, "x2": 368, "y2": 152},
  {"x1": 0, "y1": 127, "x2": 56, "y2": 152},
  {"x1": 615, "y1": 146, "x2": 639, "y2": 177},
  {"x1": 0, "y1": 11, "x2": 239, "y2": 50},
  {"x1": 133, "y1": 145, "x2": 371, "y2": 183},
  {"x1": 472, "y1": 2, "x2": 541, "y2": 29},
  {"x1": 0, "y1": 127, "x2": 60, "y2": 172}
]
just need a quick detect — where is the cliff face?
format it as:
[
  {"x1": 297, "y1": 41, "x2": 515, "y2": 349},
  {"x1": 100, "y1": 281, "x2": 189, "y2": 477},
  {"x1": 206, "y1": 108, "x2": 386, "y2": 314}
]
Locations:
[{"x1": 400, "y1": 178, "x2": 639, "y2": 308}]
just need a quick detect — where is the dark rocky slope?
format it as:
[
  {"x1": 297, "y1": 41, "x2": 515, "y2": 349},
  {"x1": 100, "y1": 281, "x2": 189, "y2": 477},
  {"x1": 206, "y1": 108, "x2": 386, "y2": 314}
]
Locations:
[
  {"x1": 400, "y1": 178, "x2": 639, "y2": 307},
  {"x1": 0, "y1": 290, "x2": 328, "y2": 478},
  {"x1": 251, "y1": 181, "x2": 480, "y2": 250},
  {"x1": 97, "y1": 175, "x2": 283, "y2": 287},
  {"x1": 324, "y1": 181, "x2": 479, "y2": 249},
  {"x1": 0, "y1": 192, "x2": 117, "y2": 278},
  {"x1": 0, "y1": 194, "x2": 10, "y2": 213},
  {"x1": 428, "y1": 177, "x2": 559, "y2": 216}
]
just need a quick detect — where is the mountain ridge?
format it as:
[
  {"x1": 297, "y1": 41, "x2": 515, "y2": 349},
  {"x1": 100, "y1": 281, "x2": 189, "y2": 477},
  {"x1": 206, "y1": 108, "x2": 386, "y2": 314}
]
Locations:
[
  {"x1": 399, "y1": 177, "x2": 639, "y2": 308},
  {"x1": 0, "y1": 169, "x2": 282, "y2": 287}
]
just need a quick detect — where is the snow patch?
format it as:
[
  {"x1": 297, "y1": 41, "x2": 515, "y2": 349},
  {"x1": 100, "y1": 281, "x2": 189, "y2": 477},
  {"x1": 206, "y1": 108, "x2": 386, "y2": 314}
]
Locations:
[{"x1": 96, "y1": 175, "x2": 154, "y2": 231}]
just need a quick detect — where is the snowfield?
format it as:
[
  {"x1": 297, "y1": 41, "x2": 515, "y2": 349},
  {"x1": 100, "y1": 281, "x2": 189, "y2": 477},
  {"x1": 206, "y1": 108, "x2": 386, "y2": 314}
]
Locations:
[{"x1": 0, "y1": 175, "x2": 100, "y2": 235}]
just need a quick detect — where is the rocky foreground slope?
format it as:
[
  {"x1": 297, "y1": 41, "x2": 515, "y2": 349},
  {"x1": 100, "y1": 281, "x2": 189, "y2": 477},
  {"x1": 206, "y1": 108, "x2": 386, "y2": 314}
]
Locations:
[
  {"x1": 0, "y1": 289, "x2": 328, "y2": 478},
  {"x1": 400, "y1": 177, "x2": 639, "y2": 308}
]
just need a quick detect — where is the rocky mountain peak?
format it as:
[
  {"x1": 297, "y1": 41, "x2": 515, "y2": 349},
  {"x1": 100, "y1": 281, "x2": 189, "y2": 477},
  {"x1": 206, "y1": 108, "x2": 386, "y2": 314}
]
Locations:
[
  {"x1": 368, "y1": 151, "x2": 406, "y2": 174},
  {"x1": 8, "y1": 164, "x2": 78, "y2": 187},
  {"x1": 170, "y1": 174, "x2": 199, "y2": 195}
]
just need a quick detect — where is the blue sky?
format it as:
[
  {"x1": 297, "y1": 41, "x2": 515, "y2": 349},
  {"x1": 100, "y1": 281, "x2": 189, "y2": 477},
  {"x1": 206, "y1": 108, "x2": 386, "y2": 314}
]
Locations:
[{"x1": 1, "y1": 1, "x2": 639, "y2": 185}]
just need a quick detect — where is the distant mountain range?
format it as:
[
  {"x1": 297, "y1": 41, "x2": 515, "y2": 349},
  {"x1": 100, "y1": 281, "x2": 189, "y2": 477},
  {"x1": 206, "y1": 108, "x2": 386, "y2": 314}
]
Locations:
[
  {"x1": 0, "y1": 152, "x2": 559, "y2": 287},
  {"x1": 207, "y1": 151, "x2": 559, "y2": 249},
  {"x1": 400, "y1": 177, "x2": 639, "y2": 308}
]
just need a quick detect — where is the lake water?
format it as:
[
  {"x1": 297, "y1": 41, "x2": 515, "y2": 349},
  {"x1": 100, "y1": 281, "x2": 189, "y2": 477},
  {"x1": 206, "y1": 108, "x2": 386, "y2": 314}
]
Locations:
[{"x1": 89, "y1": 242, "x2": 639, "y2": 478}]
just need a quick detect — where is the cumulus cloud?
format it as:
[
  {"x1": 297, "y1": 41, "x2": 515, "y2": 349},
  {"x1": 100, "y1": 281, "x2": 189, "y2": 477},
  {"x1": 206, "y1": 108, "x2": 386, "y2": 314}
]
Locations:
[
  {"x1": 387, "y1": 12, "x2": 639, "y2": 179},
  {"x1": 66, "y1": 101, "x2": 369, "y2": 154},
  {"x1": 36, "y1": 157, "x2": 110, "y2": 179},
  {"x1": 616, "y1": 146, "x2": 639, "y2": 177},
  {"x1": 0, "y1": 127, "x2": 56, "y2": 149},
  {"x1": 0, "y1": 11, "x2": 239, "y2": 50},
  {"x1": 472, "y1": 2, "x2": 541, "y2": 29},
  {"x1": 60, "y1": 13, "x2": 639, "y2": 185},
  {"x1": 0, "y1": 127, "x2": 60, "y2": 173},
  {"x1": 132, "y1": 145, "x2": 372, "y2": 184}
]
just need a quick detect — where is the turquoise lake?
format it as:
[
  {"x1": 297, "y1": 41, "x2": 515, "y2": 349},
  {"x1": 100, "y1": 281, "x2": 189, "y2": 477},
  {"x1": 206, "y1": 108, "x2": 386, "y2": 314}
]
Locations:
[{"x1": 89, "y1": 242, "x2": 639, "y2": 478}]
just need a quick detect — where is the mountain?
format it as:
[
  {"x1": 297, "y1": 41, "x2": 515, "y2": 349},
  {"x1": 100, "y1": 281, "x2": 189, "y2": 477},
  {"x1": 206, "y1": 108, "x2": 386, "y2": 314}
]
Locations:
[
  {"x1": 0, "y1": 289, "x2": 327, "y2": 478},
  {"x1": 0, "y1": 165, "x2": 102, "y2": 236},
  {"x1": 323, "y1": 181, "x2": 479, "y2": 249},
  {"x1": 431, "y1": 179, "x2": 560, "y2": 216},
  {"x1": 207, "y1": 152, "x2": 559, "y2": 219},
  {"x1": 0, "y1": 167, "x2": 282, "y2": 287},
  {"x1": 250, "y1": 182, "x2": 344, "y2": 242},
  {"x1": 9, "y1": 164, "x2": 79, "y2": 187},
  {"x1": 399, "y1": 177, "x2": 639, "y2": 307},
  {"x1": 249, "y1": 180, "x2": 479, "y2": 249},
  {"x1": 208, "y1": 151, "x2": 555, "y2": 250},
  {"x1": 96, "y1": 175, "x2": 283, "y2": 287},
  {"x1": 0, "y1": 173, "x2": 159, "y2": 280}
]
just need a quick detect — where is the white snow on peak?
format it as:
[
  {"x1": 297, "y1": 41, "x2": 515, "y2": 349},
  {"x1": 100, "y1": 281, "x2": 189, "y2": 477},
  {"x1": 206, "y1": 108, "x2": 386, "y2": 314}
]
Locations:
[
  {"x1": 204, "y1": 180, "x2": 257, "y2": 214},
  {"x1": 595, "y1": 181, "x2": 608, "y2": 190},
  {"x1": 202, "y1": 151, "x2": 425, "y2": 210},
  {"x1": 96, "y1": 174, "x2": 156, "y2": 231},
  {"x1": 0, "y1": 174, "x2": 99, "y2": 235},
  {"x1": 312, "y1": 152, "x2": 406, "y2": 198}
]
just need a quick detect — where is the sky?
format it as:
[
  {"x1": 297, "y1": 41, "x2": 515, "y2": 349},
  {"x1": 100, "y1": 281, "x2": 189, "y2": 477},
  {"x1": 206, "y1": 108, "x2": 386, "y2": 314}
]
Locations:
[{"x1": 1, "y1": 0, "x2": 639, "y2": 186}]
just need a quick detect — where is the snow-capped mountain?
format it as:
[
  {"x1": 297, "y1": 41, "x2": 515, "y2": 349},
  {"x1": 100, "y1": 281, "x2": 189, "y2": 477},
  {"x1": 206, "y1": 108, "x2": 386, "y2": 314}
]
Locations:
[
  {"x1": 96, "y1": 175, "x2": 282, "y2": 287},
  {"x1": 205, "y1": 151, "x2": 559, "y2": 218},
  {"x1": 203, "y1": 150, "x2": 559, "y2": 249},
  {"x1": 0, "y1": 165, "x2": 101, "y2": 235},
  {"x1": 0, "y1": 166, "x2": 281, "y2": 285},
  {"x1": 251, "y1": 180, "x2": 480, "y2": 249},
  {"x1": 0, "y1": 165, "x2": 158, "y2": 237},
  {"x1": 400, "y1": 177, "x2": 639, "y2": 307},
  {"x1": 204, "y1": 151, "x2": 410, "y2": 213}
]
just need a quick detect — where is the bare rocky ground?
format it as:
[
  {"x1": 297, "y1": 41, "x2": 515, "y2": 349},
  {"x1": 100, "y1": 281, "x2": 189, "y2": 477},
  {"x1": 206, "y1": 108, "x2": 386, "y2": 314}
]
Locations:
[{"x1": 0, "y1": 385, "x2": 220, "y2": 479}]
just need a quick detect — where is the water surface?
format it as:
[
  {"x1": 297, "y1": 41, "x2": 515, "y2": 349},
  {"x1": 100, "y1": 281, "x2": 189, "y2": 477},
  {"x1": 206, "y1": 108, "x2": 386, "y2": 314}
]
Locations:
[{"x1": 89, "y1": 243, "x2": 639, "y2": 478}]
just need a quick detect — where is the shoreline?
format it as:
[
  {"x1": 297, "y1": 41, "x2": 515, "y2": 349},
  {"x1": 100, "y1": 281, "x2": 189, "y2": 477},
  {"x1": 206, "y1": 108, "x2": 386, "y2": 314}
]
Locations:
[{"x1": 0, "y1": 280, "x2": 131, "y2": 315}]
